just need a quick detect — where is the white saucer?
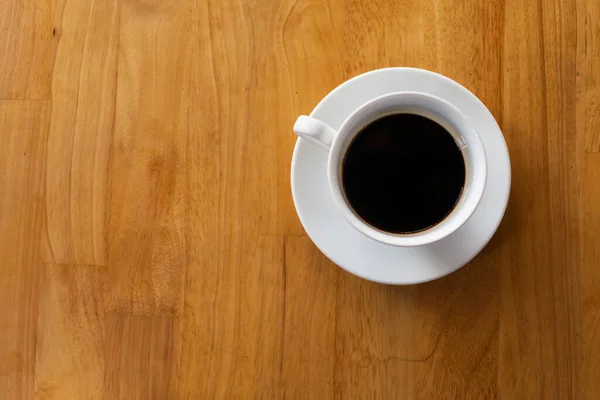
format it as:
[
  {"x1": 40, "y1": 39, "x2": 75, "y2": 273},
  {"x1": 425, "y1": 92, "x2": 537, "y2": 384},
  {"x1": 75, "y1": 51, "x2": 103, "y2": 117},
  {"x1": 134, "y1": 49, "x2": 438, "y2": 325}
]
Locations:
[{"x1": 291, "y1": 68, "x2": 511, "y2": 284}]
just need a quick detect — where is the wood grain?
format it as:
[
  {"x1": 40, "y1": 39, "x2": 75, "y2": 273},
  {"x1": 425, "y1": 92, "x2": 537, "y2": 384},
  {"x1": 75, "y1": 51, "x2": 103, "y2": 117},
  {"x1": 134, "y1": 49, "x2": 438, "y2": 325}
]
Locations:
[
  {"x1": 501, "y1": 0, "x2": 580, "y2": 397},
  {"x1": 34, "y1": 265, "x2": 105, "y2": 400},
  {"x1": 42, "y1": 0, "x2": 119, "y2": 266},
  {"x1": 104, "y1": 315, "x2": 173, "y2": 399},
  {"x1": 0, "y1": 1, "x2": 54, "y2": 99},
  {"x1": 106, "y1": 0, "x2": 191, "y2": 315},
  {"x1": 0, "y1": 101, "x2": 48, "y2": 399},
  {"x1": 282, "y1": 236, "x2": 337, "y2": 399},
  {"x1": 172, "y1": 232, "x2": 285, "y2": 398},
  {"x1": 578, "y1": 0, "x2": 600, "y2": 152},
  {"x1": 580, "y1": 154, "x2": 600, "y2": 398},
  {"x1": 1, "y1": 0, "x2": 600, "y2": 398}
]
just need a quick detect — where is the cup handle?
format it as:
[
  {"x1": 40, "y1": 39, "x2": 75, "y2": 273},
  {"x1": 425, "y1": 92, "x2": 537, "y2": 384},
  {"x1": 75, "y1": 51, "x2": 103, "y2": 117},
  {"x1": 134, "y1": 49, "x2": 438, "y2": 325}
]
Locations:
[{"x1": 293, "y1": 115, "x2": 337, "y2": 150}]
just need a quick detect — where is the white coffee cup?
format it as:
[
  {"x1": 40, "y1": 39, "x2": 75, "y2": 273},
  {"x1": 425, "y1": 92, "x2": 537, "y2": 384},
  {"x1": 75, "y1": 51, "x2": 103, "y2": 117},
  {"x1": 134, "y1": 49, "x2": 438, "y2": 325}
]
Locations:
[{"x1": 293, "y1": 91, "x2": 487, "y2": 247}]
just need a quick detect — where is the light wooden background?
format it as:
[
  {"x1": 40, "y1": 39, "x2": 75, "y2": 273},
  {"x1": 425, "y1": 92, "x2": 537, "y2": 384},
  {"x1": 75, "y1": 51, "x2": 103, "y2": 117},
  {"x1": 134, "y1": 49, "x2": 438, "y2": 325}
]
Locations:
[{"x1": 0, "y1": 0, "x2": 599, "y2": 398}]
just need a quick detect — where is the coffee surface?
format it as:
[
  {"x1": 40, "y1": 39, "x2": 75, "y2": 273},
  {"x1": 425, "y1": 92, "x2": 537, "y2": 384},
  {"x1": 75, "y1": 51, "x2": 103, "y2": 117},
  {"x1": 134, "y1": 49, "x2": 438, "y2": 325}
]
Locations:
[{"x1": 342, "y1": 113, "x2": 466, "y2": 234}]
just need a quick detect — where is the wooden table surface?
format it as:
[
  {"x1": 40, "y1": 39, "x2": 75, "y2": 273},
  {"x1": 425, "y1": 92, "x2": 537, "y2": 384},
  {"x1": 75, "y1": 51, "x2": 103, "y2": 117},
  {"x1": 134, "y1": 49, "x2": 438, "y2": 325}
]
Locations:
[{"x1": 1, "y1": 0, "x2": 599, "y2": 398}]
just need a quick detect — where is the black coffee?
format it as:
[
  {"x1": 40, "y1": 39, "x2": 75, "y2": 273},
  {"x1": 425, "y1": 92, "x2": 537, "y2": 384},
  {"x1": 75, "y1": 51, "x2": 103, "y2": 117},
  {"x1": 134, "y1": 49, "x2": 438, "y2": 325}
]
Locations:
[{"x1": 342, "y1": 113, "x2": 465, "y2": 234}]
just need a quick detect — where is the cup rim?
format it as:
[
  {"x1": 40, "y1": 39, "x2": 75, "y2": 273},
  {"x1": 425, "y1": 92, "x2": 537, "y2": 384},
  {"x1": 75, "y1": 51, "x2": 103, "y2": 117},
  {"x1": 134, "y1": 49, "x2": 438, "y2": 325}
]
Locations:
[{"x1": 327, "y1": 91, "x2": 488, "y2": 247}]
